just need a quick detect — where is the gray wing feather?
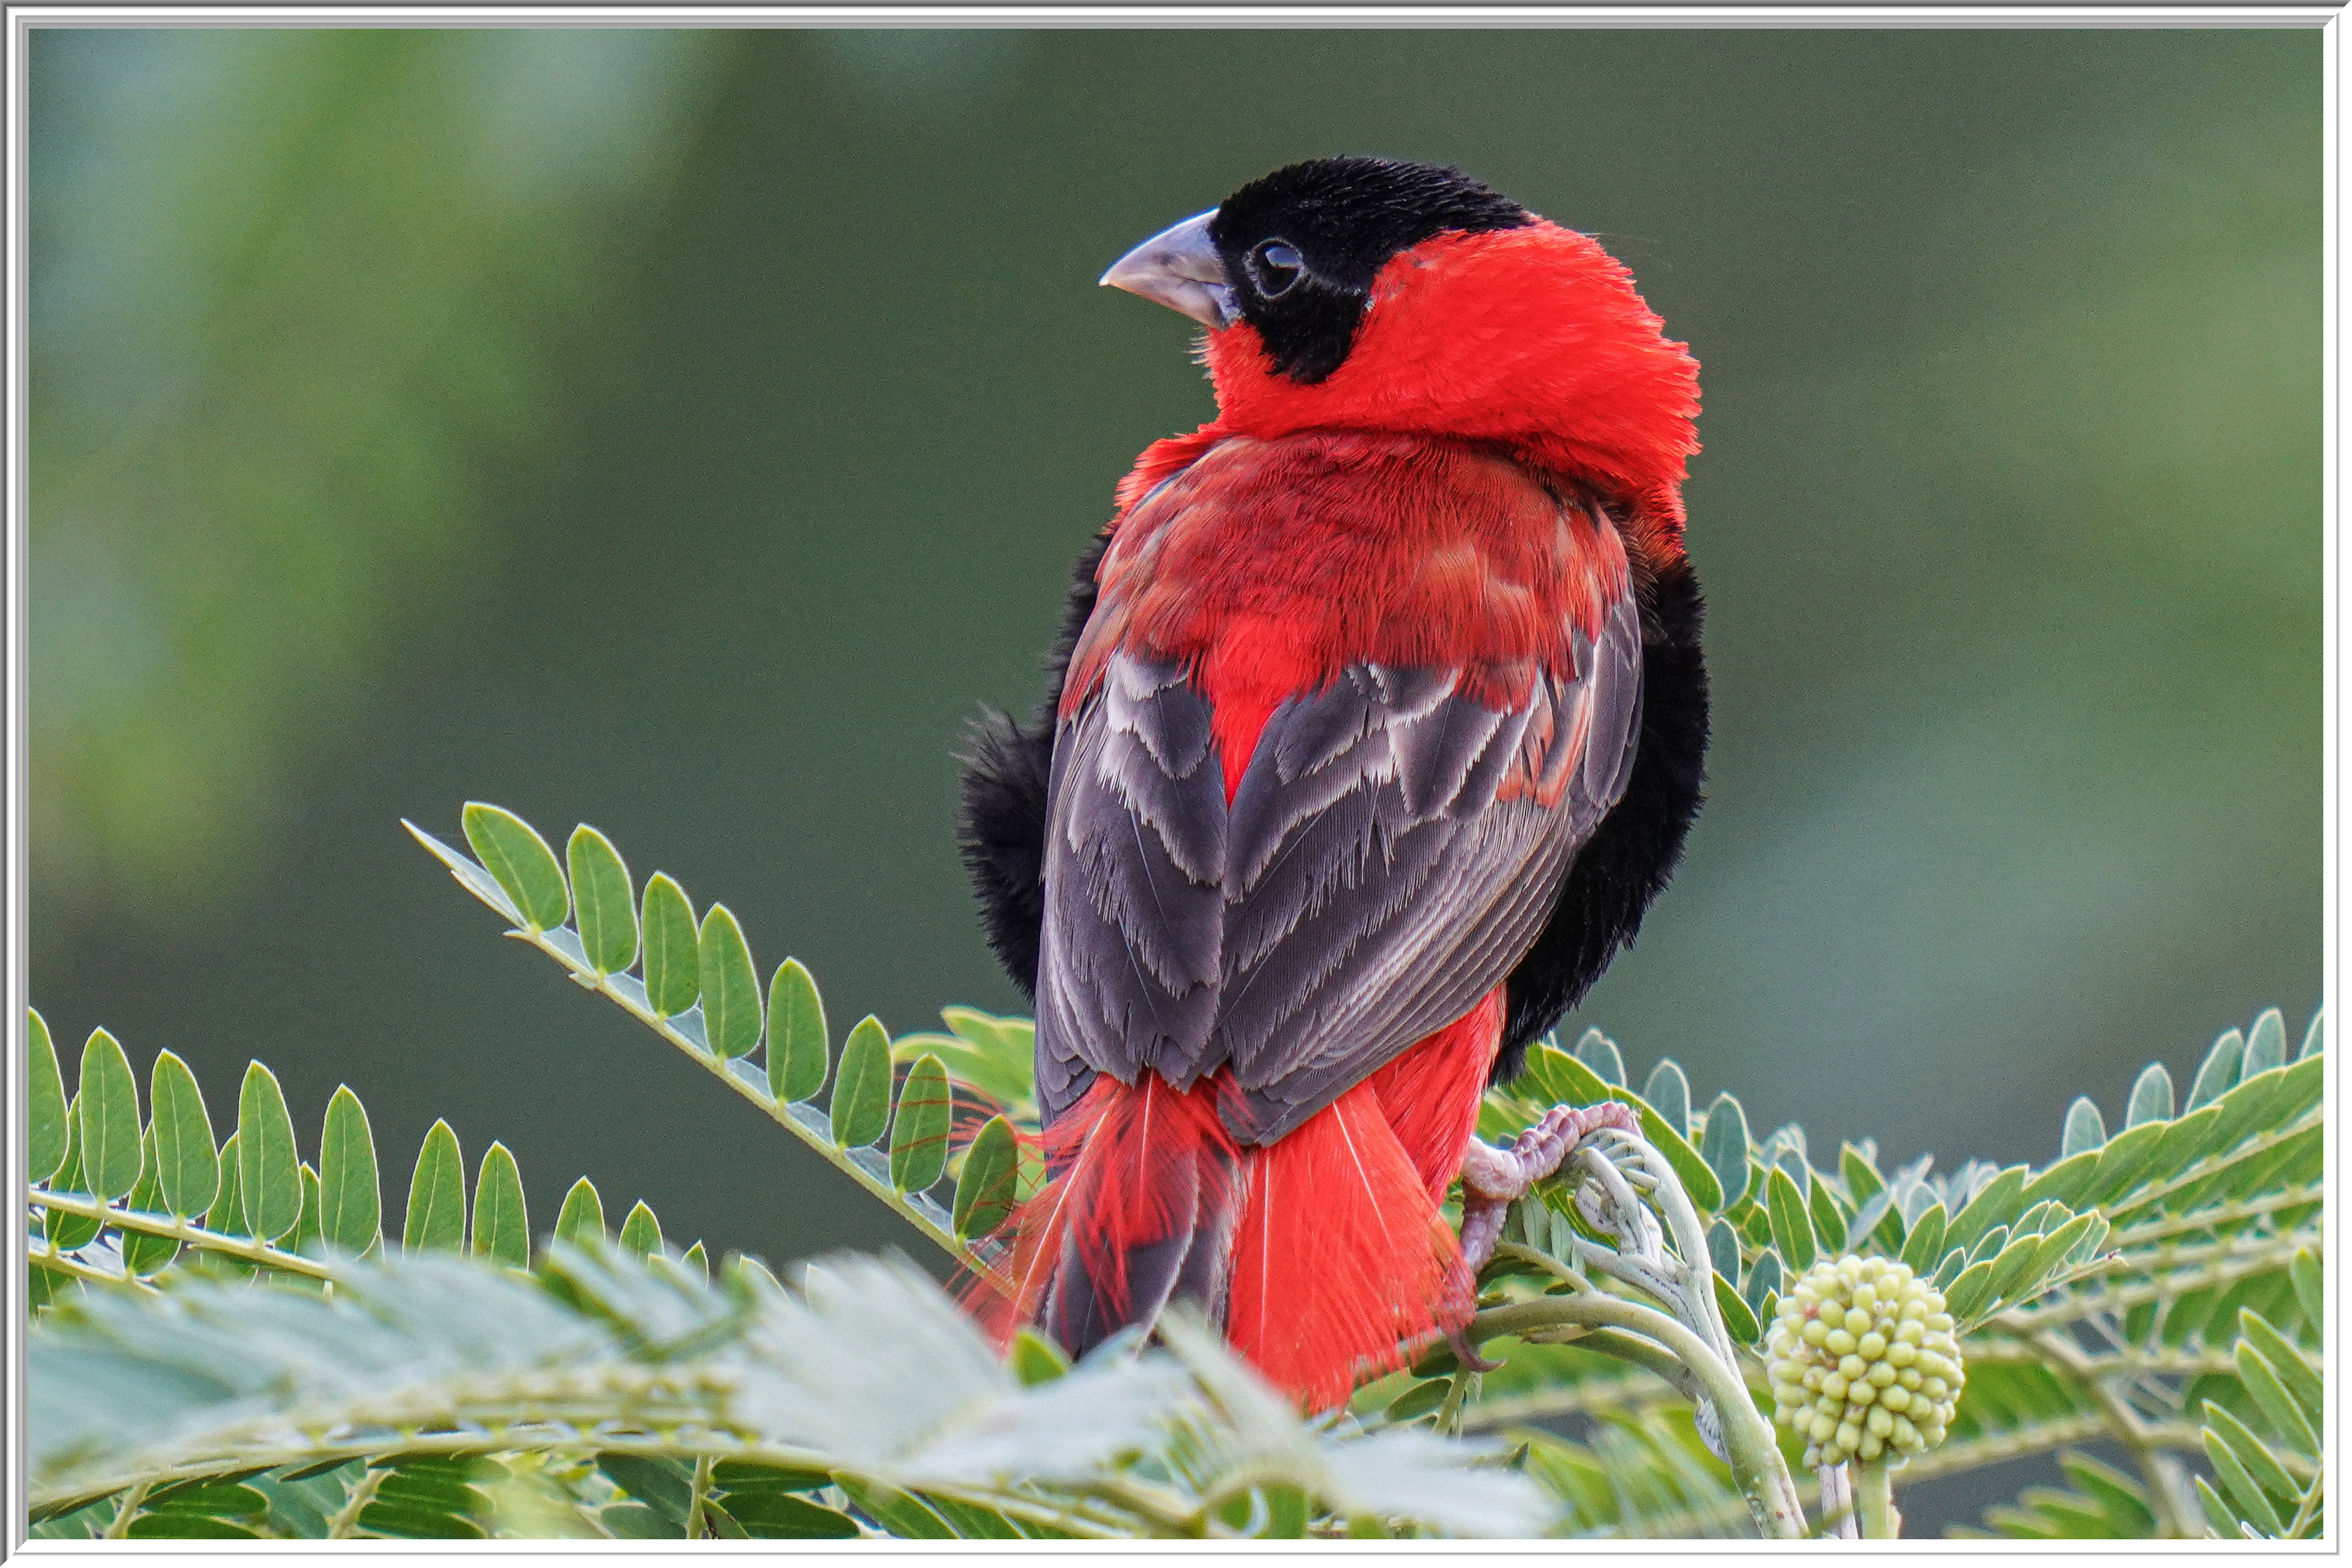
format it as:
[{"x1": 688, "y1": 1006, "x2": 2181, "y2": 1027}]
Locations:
[{"x1": 1034, "y1": 589, "x2": 1646, "y2": 1142}]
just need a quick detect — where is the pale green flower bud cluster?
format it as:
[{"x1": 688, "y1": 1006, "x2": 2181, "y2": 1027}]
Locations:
[{"x1": 1763, "y1": 1254, "x2": 1963, "y2": 1468}]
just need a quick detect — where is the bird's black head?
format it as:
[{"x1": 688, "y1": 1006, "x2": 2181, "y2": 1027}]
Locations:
[{"x1": 1206, "y1": 157, "x2": 1532, "y2": 384}]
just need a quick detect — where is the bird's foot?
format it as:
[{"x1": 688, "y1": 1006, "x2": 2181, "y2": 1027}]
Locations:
[
  {"x1": 1457, "y1": 1100, "x2": 1642, "y2": 1279},
  {"x1": 1447, "y1": 1100, "x2": 1639, "y2": 1372}
]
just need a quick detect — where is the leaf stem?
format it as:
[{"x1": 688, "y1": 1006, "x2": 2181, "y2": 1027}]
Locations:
[
  {"x1": 327, "y1": 1467, "x2": 386, "y2": 1539},
  {"x1": 505, "y1": 927, "x2": 974, "y2": 1270},
  {"x1": 1469, "y1": 1294, "x2": 1805, "y2": 1539},
  {"x1": 100, "y1": 1483, "x2": 148, "y2": 1539},
  {"x1": 27, "y1": 1190, "x2": 333, "y2": 1280},
  {"x1": 685, "y1": 1452, "x2": 713, "y2": 1539}
]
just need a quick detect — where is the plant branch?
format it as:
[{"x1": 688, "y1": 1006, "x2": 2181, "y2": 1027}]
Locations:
[
  {"x1": 27, "y1": 1191, "x2": 334, "y2": 1280},
  {"x1": 1469, "y1": 1294, "x2": 1804, "y2": 1539}
]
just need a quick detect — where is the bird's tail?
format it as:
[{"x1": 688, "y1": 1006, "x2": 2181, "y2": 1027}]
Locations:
[
  {"x1": 972, "y1": 994, "x2": 1502, "y2": 1412},
  {"x1": 977, "y1": 1071, "x2": 1245, "y2": 1364}
]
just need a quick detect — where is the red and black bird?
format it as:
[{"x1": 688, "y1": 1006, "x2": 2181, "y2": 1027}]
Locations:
[{"x1": 958, "y1": 157, "x2": 1707, "y2": 1410}]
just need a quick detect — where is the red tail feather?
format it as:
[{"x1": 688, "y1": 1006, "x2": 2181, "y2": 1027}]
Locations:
[{"x1": 972, "y1": 993, "x2": 1502, "y2": 1413}]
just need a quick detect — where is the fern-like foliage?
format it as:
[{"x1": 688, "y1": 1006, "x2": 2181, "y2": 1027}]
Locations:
[{"x1": 27, "y1": 1244, "x2": 1553, "y2": 1539}]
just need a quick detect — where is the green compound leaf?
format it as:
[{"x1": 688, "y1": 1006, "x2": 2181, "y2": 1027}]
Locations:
[
  {"x1": 555, "y1": 1177, "x2": 606, "y2": 1245},
  {"x1": 2124, "y1": 1063, "x2": 2174, "y2": 1128},
  {"x1": 76, "y1": 1028, "x2": 144, "y2": 1203},
  {"x1": 566, "y1": 825, "x2": 639, "y2": 976},
  {"x1": 953, "y1": 1114, "x2": 1020, "y2": 1240},
  {"x1": 403, "y1": 1119, "x2": 468, "y2": 1253},
  {"x1": 237, "y1": 1062, "x2": 303, "y2": 1242},
  {"x1": 28, "y1": 1008, "x2": 67, "y2": 1185},
  {"x1": 148, "y1": 1049, "x2": 219, "y2": 1219},
  {"x1": 461, "y1": 803, "x2": 569, "y2": 933},
  {"x1": 2059, "y1": 1096, "x2": 2107, "y2": 1158},
  {"x1": 766, "y1": 958, "x2": 828, "y2": 1105},
  {"x1": 2185, "y1": 1028, "x2": 2244, "y2": 1112},
  {"x1": 639, "y1": 873, "x2": 699, "y2": 1018},
  {"x1": 471, "y1": 1142, "x2": 529, "y2": 1267},
  {"x1": 318, "y1": 1085, "x2": 382, "y2": 1254},
  {"x1": 696, "y1": 904, "x2": 762, "y2": 1060},
  {"x1": 618, "y1": 1200, "x2": 662, "y2": 1259},
  {"x1": 1764, "y1": 1165, "x2": 1815, "y2": 1273},
  {"x1": 1702, "y1": 1093, "x2": 1752, "y2": 1209},
  {"x1": 830, "y1": 1016, "x2": 893, "y2": 1149},
  {"x1": 889, "y1": 1054, "x2": 953, "y2": 1194}
]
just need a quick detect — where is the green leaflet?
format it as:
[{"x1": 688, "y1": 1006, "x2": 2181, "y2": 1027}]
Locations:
[
  {"x1": 1640, "y1": 1059, "x2": 1691, "y2": 1140},
  {"x1": 1805, "y1": 1172, "x2": 1848, "y2": 1252},
  {"x1": 1943, "y1": 1258, "x2": 1998, "y2": 1321},
  {"x1": 237, "y1": 1062, "x2": 303, "y2": 1242},
  {"x1": 1713, "y1": 1272, "x2": 1760, "y2": 1345},
  {"x1": 148, "y1": 1050, "x2": 219, "y2": 1219},
  {"x1": 120, "y1": 1126, "x2": 180, "y2": 1275},
  {"x1": 889, "y1": 1054, "x2": 952, "y2": 1194},
  {"x1": 639, "y1": 873, "x2": 700, "y2": 1018},
  {"x1": 2239, "y1": 1309, "x2": 2322, "y2": 1418},
  {"x1": 1898, "y1": 1202, "x2": 1947, "y2": 1275},
  {"x1": 77, "y1": 1028, "x2": 144, "y2": 1203},
  {"x1": 566, "y1": 825, "x2": 639, "y2": 976},
  {"x1": 2290, "y1": 1247, "x2": 2322, "y2": 1325},
  {"x1": 293, "y1": 1163, "x2": 325, "y2": 1259},
  {"x1": 2016, "y1": 1147, "x2": 2101, "y2": 1215},
  {"x1": 1945, "y1": 1164, "x2": 2028, "y2": 1253},
  {"x1": 44, "y1": 1101, "x2": 102, "y2": 1251},
  {"x1": 1742, "y1": 1247, "x2": 1782, "y2": 1320},
  {"x1": 404, "y1": 1119, "x2": 468, "y2": 1252},
  {"x1": 28, "y1": 1008, "x2": 67, "y2": 1185},
  {"x1": 1010, "y1": 1329, "x2": 1070, "y2": 1386},
  {"x1": 1571, "y1": 1028, "x2": 1625, "y2": 1086},
  {"x1": 618, "y1": 1200, "x2": 662, "y2": 1259},
  {"x1": 2184, "y1": 1028, "x2": 2244, "y2": 1112},
  {"x1": 1763, "y1": 1166, "x2": 1814, "y2": 1273},
  {"x1": 207, "y1": 1131, "x2": 248, "y2": 1238},
  {"x1": 925, "y1": 1006, "x2": 1040, "y2": 1111},
  {"x1": 472, "y1": 1142, "x2": 529, "y2": 1267},
  {"x1": 682, "y1": 1240, "x2": 708, "y2": 1280},
  {"x1": 766, "y1": 958, "x2": 828, "y2": 1104},
  {"x1": 2202, "y1": 1404, "x2": 2292, "y2": 1530},
  {"x1": 954, "y1": 1115, "x2": 1020, "y2": 1240},
  {"x1": 2297, "y1": 1007, "x2": 2323, "y2": 1060},
  {"x1": 2232, "y1": 1331, "x2": 2318, "y2": 1458},
  {"x1": 2124, "y1": 1063, "x2": 2174, "y2": 1128},
  {"x1": 697, "y1": 904, "x2": 762, "y2": 1060},
  {"x1": 830, "y1": 1016, "x2": 893, "y2": 1149},
  {"x1": 1701, "y1": 1094, "x2": 1751, "y2": 1210},
  {"x1": 318, "y1": 1085, "x2": 382, "y2": 1254},
  {"x1": 461, "y1": 804, "x2": 570, "y2": 933},
  {"x1": 2059, "y1": 1096, "x2": 2106, "y2": 1158},
  {"x1": 556, "y1": 1176, "x2": 606, "y2": 1245}
]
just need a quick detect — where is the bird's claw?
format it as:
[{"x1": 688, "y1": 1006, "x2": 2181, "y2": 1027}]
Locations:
[
  {"x1": 1456, "y1": 1100, "x2": 1641, "y2": 1278},
  {"x1": 1448, "y1": 1324, "x2": 1504, "y2": 1374}
]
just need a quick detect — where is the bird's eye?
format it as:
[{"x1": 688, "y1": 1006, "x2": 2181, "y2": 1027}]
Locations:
[{"x1": 1247, "y1": 239, "x2": 1303, "y2": 299}]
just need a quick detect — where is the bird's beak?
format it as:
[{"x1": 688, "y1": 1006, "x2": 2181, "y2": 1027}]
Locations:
[{"x1": 1100, "y1": 209, "x2": 1236, "y2": 330}]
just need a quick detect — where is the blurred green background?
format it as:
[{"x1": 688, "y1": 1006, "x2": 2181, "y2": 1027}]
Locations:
[{"x1": 31, "y1": 22, "x2": 2317, "y2": 1324}]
